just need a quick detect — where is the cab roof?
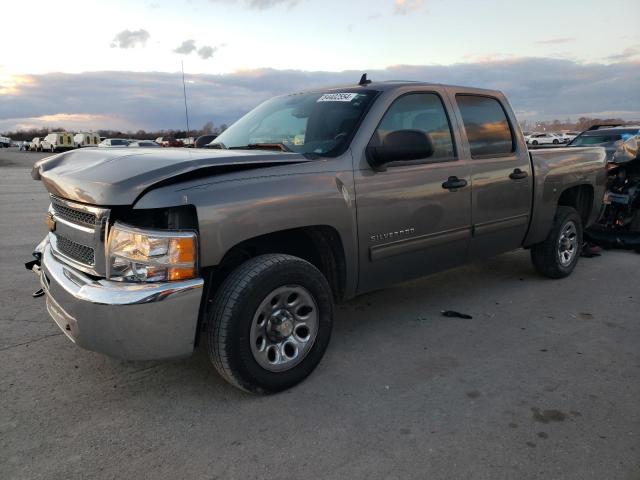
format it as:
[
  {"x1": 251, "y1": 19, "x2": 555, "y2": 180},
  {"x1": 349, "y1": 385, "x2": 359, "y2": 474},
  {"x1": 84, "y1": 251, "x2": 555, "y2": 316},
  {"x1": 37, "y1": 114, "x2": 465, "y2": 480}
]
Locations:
[{"x1": 308, "y1": 79, "x2": 503, "y2": 97}]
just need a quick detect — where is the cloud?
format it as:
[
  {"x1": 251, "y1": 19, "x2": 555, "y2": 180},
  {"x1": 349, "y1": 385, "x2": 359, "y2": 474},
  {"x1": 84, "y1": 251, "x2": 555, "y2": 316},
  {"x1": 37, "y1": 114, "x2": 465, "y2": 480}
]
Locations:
[
  {"x1": 197, "y1": 46, "x2": 218, "y2": 59},
  {"x1": 208, "y1": 0, "x2": 301, "y2": 9},
  {"x1": 606, "y1": 45, "x2": 640, "y2": 61},
  {"x1": 174, "y1": 41, "x2": 223, "y2": 59},
  {"x1": 535, "y1": 38, "x2": 576, "y2": 45},
  {"x1": 394, "y1": 0, "x2": 426, "y2": 15},
  {"x1": 1, "y1": 58, "x2": 639, "y2": 133},
  {"x1": 110, "y1": 29, "x2": 150, "y2": 49},
  {"x1": 174, "y1": 39, "x2": 197, "y2": 55}
]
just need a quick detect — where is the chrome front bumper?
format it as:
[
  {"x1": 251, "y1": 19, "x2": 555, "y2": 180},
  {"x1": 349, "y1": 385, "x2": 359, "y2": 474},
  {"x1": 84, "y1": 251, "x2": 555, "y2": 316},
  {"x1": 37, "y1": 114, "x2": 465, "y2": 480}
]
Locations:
[{"x1": 33, "y1": 239, "x2": 204, "y2": 360}]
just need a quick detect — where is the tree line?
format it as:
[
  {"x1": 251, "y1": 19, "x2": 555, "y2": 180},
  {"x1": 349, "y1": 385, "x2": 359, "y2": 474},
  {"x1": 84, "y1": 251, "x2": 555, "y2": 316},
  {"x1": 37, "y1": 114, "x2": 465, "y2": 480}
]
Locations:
[
  {"x1": 519, "y1": 117, "x2": 638, "y2": 133},
  {"x1": 1, "y1": 121, "x2": 228, "y2": 142},
  {"x1": 3, "y1": 117, "x2": 638, "y2": 142}
]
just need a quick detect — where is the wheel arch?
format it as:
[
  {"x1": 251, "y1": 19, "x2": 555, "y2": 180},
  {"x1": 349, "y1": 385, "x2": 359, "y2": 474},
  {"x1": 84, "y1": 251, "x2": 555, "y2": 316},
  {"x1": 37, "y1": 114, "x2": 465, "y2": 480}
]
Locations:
[
  {"x1": 204, "y1": 225, "x2": 347, "y2": 302},
  {"x1": 557, "y1": 183, "x2": 594, "y2": 226},
  {"x1": 196, "y1": 225, "x2": 347, "y2": 347}
]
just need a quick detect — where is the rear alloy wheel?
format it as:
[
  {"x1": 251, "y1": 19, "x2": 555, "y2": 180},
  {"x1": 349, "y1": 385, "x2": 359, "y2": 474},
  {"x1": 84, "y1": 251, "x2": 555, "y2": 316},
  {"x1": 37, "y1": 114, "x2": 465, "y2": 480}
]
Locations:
[
  {"x1": 207, "y1": 254, "x2": 333, "y2": 394},
  {"x1": 531, "y1": 206, "x2": 583, "y2": 278}
]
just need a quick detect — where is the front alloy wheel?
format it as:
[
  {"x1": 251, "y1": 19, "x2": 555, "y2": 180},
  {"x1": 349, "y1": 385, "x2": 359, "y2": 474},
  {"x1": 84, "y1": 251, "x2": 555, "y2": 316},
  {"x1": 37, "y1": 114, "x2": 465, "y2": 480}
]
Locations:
[
  {"x1": 250, "y1": 285, "x2": 319, "y2": 372},
  {"x1": 207, "y1": 254, "x2": 333, "y2": 394}
]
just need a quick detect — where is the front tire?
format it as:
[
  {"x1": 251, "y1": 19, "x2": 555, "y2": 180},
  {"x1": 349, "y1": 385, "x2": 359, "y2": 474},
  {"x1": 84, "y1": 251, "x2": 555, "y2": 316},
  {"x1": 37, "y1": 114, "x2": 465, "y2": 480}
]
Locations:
[
  {"x1": 207, "y1": 254, "x2": 333, "y2": 394},
  {"x1": 532, "y1": 140, "x2": 539, "y2": 145},
  {"x1": 531, "y1": 206, "x2": 583, "y2": 278}
]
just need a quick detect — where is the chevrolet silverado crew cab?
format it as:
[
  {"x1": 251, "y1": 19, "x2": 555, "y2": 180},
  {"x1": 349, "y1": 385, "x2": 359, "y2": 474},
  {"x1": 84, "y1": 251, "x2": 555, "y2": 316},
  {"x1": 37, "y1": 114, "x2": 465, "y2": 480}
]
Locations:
[{"x1": 28, "y1": 79, "x2": 607, "y2": 394}]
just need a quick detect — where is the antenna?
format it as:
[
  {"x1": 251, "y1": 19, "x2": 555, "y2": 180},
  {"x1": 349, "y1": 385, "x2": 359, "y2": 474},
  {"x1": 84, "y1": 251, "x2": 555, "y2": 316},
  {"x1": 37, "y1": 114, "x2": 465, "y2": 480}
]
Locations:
[
  {"x1": 181, "y1": 60, "x2": 191, "y2": 140},
  {"x1": 359, "y1": 73, "x2": 372, "y2": 86}
]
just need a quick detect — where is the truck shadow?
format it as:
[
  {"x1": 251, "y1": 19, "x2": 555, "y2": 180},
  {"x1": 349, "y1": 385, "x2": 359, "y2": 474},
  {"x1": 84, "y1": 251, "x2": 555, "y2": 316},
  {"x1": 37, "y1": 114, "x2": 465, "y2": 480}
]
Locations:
[{"x1": 95, "y1": 249, "x2": 548, "y2": 400}]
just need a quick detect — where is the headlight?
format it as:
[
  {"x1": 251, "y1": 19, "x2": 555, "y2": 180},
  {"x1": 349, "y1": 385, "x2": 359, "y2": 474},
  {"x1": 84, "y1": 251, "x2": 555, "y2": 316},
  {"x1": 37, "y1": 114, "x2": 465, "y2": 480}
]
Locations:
[{"x1": 107, "y1": 222, "x2": 198, "y2": 282}]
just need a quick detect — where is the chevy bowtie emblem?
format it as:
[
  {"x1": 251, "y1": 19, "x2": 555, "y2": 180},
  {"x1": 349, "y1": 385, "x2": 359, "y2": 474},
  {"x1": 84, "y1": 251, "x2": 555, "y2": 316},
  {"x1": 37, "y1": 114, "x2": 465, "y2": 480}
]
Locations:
[{"x1": 46, "y1": 213, "x2": 56, "y2": 232}]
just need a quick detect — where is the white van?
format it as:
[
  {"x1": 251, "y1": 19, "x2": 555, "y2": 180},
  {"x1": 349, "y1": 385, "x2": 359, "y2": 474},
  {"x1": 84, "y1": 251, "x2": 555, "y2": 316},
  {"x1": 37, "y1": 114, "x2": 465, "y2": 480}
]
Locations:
[
  {"x1": 41, "y1": 132, "x2": 75, "y2": 152},
  {"x1": 29, "y1": 137, "x2": 44, "y2": 151},
  {"x1": 74, "y1": 132, "x2": 100, "y2": 148}
]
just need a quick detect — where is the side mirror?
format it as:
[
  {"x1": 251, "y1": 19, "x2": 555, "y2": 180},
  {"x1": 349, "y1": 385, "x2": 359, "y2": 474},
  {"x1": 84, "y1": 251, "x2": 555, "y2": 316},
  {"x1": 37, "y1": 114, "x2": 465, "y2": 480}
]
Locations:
[{"x1": 366, "y1": 129, "x2": 435, "y2": 170}]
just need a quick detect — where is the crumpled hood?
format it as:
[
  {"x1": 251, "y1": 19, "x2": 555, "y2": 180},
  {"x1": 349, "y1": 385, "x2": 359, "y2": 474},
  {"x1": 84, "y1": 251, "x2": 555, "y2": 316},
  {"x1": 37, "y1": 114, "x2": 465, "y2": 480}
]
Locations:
[{"x1": 32, "y1": 148, "x2": 310, "y2": 205}]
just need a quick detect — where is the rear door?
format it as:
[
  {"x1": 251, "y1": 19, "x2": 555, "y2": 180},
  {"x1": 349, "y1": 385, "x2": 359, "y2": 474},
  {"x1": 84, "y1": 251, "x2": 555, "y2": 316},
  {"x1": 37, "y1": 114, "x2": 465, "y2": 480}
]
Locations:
[
  {"x1": 450, "y1": 92, "x2": 532, "y2": 259},
  {"x1": 354, "y1": 89, "x2": 472, "y2": 293}
]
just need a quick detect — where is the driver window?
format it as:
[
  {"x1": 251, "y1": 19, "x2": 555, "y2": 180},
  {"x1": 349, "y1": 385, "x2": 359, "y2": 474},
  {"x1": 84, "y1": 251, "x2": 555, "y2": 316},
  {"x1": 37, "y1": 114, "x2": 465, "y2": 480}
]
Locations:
[{"x1": 373, "y1": 93, "x2": 456, "y2": 161}]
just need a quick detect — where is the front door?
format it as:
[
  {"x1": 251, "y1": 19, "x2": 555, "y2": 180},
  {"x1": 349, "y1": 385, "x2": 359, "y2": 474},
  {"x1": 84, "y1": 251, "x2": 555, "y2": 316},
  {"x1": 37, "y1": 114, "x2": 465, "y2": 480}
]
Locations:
[
  {"x1": 354, "y1": 91, "x2": 472, "y2": 294},
  {"x1": 451, "y1": 93, "x2": 533, "y2": 259}
]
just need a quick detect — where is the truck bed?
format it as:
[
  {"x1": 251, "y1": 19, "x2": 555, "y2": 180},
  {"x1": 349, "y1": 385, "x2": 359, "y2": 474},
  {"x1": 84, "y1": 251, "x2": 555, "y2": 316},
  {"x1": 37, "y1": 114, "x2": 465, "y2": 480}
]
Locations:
[{"x1": 525, "y1": 146, "x2": 607, "y2": 246}]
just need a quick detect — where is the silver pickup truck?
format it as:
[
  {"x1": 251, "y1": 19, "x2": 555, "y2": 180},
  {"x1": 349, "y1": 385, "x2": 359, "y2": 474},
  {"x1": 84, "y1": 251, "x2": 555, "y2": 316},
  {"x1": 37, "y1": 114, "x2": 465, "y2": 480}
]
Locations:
[{"x1": 29, "y1": 79, "x2": 607, "y2": 393}]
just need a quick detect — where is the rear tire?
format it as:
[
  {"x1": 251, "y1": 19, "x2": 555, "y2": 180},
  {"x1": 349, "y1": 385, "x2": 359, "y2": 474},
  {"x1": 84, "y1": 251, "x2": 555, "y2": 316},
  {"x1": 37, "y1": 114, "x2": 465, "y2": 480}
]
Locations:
[
  {"x1": 532, "y1": 140, "x2": 538, "y2": 145},
  {"x1": 207, "y1": 254, "x2": 333, "y2": 394},
  {"x1": 531, "y1": 206, "x2": 583, "y2": 278}
]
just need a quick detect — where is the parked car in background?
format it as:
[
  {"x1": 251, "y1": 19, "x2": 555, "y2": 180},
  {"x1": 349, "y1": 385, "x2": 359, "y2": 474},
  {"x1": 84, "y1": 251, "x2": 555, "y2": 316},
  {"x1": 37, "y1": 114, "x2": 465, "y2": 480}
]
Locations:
[
  {"x1": 98, "y1": 138, "x2": 130, "y2": 148},
  {"x1": 30, "y1": 80, "x2": 607, "y2": 394},
  {"x1": 41, "y1": 132, "x2": 75, "y2": 152},
  {"x1": 527, "y1": 132, "x2": 562, "y2": 145},
  {"x1": 0, "y1": 136, "x2": 11, "y2": 148},
  {"x1": 195, "y1": 134, "x2": 218, "y2": 148},
  {"x1": 180, "y1": 137, "x2": 195, "y2": 148},
  {"x1": 558, "y1": 131, "x2": 580, "y2": 143},
  {"x1": 568, "y1": 126, "x2": 640, "y2": 161},
  {"x1": 74, "y1": 132, "x2": 101, "y2": 148},
  {"x1": 30, "y1": 137, "x2": 44, "y2": 151},
  {"x1": 128, "y1": 140, "x2": 161, "y2": 148},
  {"x1": 155, "y1": 136, "x2": 184, "y2": 147}
]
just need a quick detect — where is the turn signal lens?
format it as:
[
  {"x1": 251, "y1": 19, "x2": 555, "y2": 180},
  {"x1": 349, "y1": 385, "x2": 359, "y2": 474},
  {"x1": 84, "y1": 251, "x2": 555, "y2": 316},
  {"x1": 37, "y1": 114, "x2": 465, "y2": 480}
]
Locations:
[
  {"x1": 169, "y1": 237, "x2": 196, "y2": 264},
  {"x1": 168, "y1": 267, "x2": 197, "y2": 281}
]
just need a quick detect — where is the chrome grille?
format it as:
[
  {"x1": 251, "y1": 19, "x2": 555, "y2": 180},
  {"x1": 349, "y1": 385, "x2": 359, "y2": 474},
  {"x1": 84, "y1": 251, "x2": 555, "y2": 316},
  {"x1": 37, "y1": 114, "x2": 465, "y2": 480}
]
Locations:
[
  {"x1": 51, "y1": 197, "x2": 97, "y2": 227},
  {"x1": 54, "y1": 234, "x2": 95, "y2": 265},
  {"x1": 48, "y1": 195, "x2": 109, "y2": 276}
]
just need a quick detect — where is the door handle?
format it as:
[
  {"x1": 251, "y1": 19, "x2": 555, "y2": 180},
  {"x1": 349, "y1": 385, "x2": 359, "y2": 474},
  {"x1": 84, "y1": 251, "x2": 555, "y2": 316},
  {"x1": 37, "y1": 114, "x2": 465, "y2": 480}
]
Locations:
[
  {"x1": 442, "y1": 176, "x2": 468, "y2": 190},
  {"x1": 509, "y1": 168, "x2": 528, "y2": 180}
]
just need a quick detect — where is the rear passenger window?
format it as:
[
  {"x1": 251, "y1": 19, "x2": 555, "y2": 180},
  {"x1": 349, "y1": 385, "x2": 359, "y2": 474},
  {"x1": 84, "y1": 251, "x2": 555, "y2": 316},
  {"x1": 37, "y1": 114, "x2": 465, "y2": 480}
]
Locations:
[
  {"x1": 456, "y1": 95, "x2": 514, "y2": 157},
  {"x1": 373, "y1": 93, "x2": 455, "y2": 161}
]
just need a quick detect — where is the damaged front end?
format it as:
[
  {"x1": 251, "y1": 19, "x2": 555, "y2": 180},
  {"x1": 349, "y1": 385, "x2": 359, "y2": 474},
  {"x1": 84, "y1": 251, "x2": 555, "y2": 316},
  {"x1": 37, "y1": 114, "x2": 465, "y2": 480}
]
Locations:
[{"x1": 585, "y1": 133, "x2": 640, "y2": 252}]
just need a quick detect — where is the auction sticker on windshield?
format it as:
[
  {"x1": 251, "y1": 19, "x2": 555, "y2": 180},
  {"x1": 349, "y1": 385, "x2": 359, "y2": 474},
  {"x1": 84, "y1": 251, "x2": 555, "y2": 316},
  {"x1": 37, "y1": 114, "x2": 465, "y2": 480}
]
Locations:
[{"x1": 317, "y1": 93, "x2": 359, "y2": 102}]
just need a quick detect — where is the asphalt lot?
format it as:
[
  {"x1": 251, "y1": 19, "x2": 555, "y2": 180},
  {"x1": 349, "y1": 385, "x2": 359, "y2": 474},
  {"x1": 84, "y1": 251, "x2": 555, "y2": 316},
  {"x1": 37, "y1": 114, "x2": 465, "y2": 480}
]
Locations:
[{"x1": 1, "y1": 147, "x2": 639, "y2": 479}]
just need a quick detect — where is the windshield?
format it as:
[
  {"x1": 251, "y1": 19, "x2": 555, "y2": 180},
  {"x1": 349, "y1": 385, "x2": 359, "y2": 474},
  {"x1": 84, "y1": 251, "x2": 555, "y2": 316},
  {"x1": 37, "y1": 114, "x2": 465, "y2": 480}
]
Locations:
[{"x1": 213, "y1": 90, "x2": 378, "y2": 156}]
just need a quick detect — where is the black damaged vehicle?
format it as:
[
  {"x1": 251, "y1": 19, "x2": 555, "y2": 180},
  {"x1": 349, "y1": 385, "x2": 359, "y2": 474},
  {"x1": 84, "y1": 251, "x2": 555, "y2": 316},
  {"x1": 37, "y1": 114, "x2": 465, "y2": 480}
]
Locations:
[{"x1": 570, "y1": 125, "x2": 640, "y2": 251}]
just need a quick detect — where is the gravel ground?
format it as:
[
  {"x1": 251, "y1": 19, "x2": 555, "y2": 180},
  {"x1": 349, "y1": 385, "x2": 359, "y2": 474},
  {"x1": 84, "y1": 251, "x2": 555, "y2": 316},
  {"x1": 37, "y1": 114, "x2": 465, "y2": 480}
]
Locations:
[{"x1": 1, "y1": 147, "x2": 639, "y2": 479}]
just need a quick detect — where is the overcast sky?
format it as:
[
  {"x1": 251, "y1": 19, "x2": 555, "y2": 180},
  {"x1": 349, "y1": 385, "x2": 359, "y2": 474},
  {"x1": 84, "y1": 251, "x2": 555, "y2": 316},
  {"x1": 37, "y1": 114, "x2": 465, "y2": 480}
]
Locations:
[{"x1": 1, "y1": 0, "x2": 639, "y2": 131}]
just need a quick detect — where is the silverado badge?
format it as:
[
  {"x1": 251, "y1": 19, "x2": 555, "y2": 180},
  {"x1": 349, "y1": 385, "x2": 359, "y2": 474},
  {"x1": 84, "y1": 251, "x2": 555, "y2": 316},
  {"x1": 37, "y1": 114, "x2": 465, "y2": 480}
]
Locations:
[{"x1": 46, "y1": 213, "x2": 56, "y2": 232}]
